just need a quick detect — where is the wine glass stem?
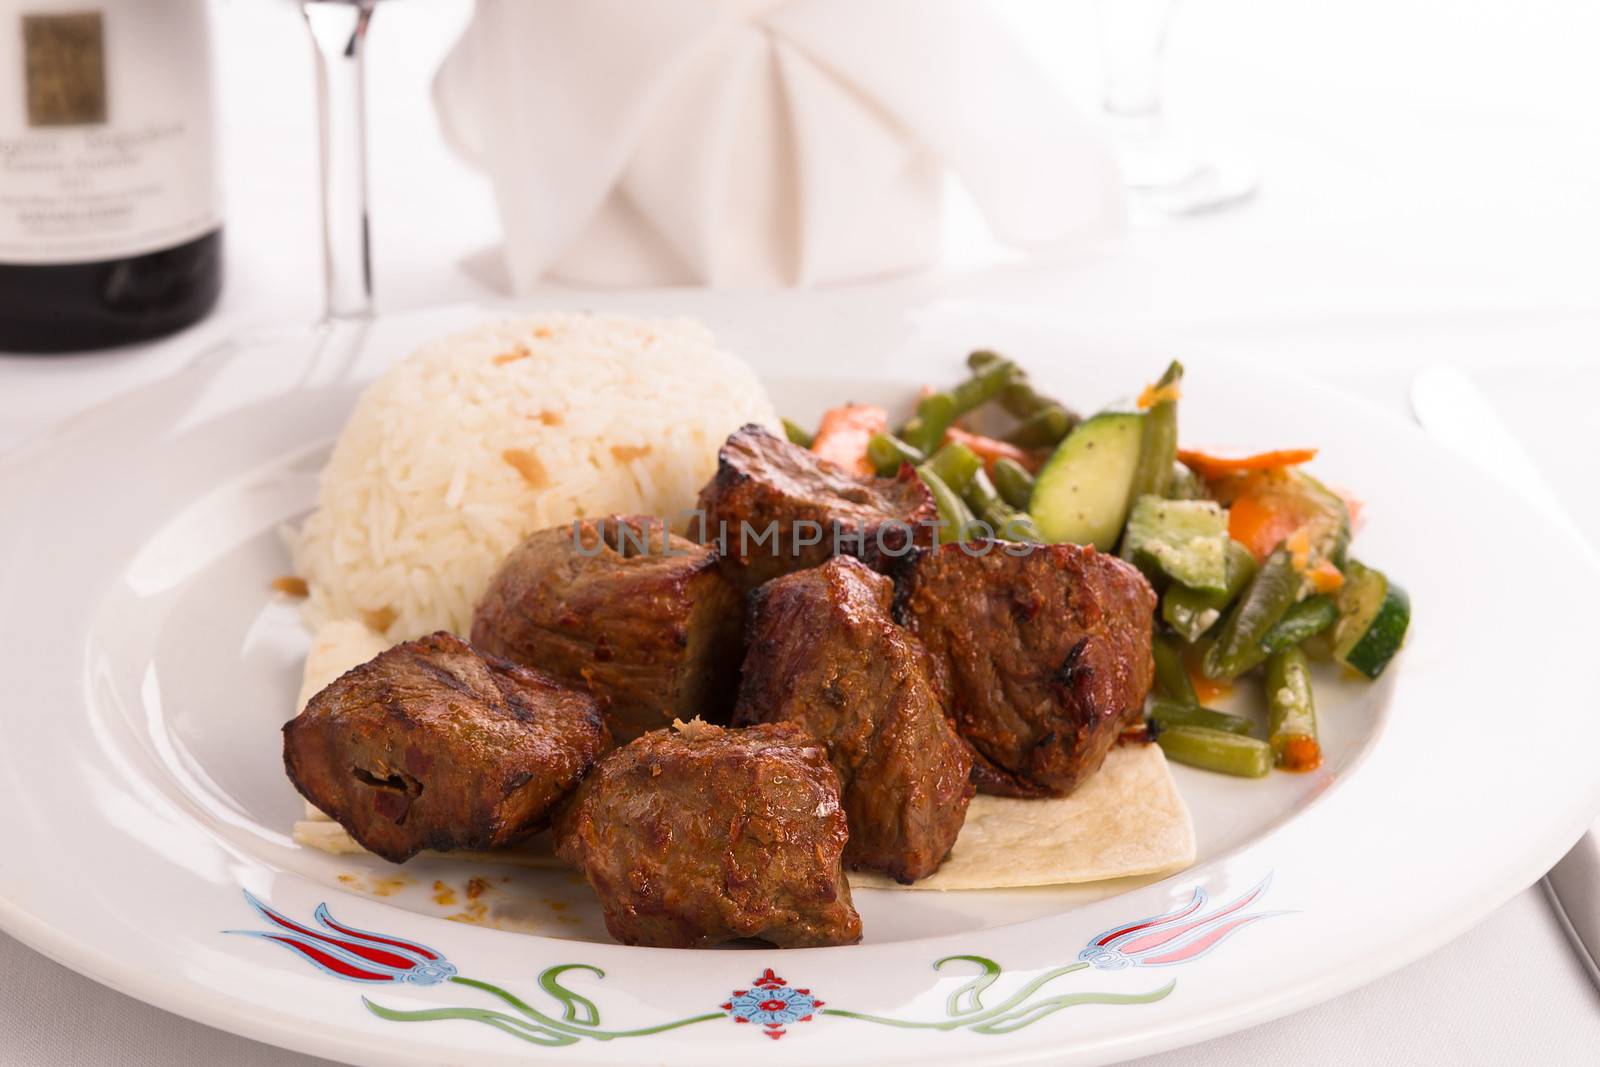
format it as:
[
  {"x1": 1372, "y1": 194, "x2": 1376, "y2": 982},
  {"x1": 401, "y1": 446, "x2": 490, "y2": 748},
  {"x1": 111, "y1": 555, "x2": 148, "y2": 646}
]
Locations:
[
  {"x1": 302, "y1": 0, "x2": 376, "y2": 322},
  {"x1": 1098, "y1": 0, "x2": 1178, "y2": 122}
]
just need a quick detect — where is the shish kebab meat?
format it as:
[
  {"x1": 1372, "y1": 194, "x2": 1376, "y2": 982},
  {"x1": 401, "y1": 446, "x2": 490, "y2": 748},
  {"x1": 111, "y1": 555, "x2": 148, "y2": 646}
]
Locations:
[
  {"x1": 282, "y1": 421, "x2": 1160, "y2": 945},
  {"x1": 735, "y1": 556, "x2": 973, "y2": 883},
  {"x1": 283, "y1": 348, "x2": 1410, "y2": 949},
  {"x1": 695, "y1": 423, "x2": 938, "y2": 592},
  {"x1": 283, "y1": 632, "x2": 610, "y2": 863},
  {"x1": 554, "y1": 720, "x2": 862, "y2": 949},
  {"x1": 895, "y1": 541, "x2": 1155, "y2": 798},
  {"x1": 471, "y1": 515, "x2": 743, "y2": 743}
]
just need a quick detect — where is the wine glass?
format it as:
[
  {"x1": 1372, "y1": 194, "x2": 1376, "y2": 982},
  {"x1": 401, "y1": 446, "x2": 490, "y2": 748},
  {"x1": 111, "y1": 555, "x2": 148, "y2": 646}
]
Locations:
[
  {"x1": 299, "y1": 0, "x2": 377, "y2": 321},
  {"x1": 182, "y1": 1, "x2": 382, "y2": 387},
  {"x1": 1096, "y1": 0, "x2": 1257, "y2": 217}
]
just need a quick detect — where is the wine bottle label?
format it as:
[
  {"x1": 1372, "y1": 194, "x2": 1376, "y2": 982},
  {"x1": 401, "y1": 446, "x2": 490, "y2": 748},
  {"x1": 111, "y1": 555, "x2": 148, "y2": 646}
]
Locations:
[{"x1": 0, "y1": 1, "x2": 220, "y2": 265}]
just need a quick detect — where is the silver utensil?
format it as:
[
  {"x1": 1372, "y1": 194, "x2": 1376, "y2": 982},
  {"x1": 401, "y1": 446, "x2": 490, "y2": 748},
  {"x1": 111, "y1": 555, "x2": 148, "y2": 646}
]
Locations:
[
  {"x1": 1548, "y1": 837, "x2": 1600, "y2": 989},
  {"x1": 1409, "y1": 363, "x2": 1600, "y2": 991}
]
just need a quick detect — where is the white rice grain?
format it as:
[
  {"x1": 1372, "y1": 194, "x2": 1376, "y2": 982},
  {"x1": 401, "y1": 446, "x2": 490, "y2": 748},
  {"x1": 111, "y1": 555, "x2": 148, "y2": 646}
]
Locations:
[{"x1": 291, "y1": 313, "x2": 778, "y2": 641}]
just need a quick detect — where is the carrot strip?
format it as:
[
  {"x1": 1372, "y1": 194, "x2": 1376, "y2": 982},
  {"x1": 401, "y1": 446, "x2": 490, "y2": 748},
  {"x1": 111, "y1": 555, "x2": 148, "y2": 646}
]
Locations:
[
  {"x1": 271, "y1": 575, "x2": 309, "y2": 597},
  {"x1": 1183, "y1": 645, "x2": 1233, "y2": 704},
  {"x1": 942, "y1": 426, "x2": 1045, "y2": 473},
  {"x1": 1228, "y1": 492, "x2": 1307, "y2": 564},
  {"x1": 1278, "y1": 734, "x2": 1323, "y2": 772},
  {"x1": 1308, "y1": 560, "x2": 1345, "y2": 594},
  {"x1": 810, "y1": 403, "x2": 887, "y2": 476},
  {"x1": 1137, "y1": 381, "x2": 1183, "y2": 410},
  {"x1": 1283, "y1": 525, "x2": 1345, "y2": 591},
  {"x1": 1177, "y1": 447, "x2": 1317, "y2": 480}
]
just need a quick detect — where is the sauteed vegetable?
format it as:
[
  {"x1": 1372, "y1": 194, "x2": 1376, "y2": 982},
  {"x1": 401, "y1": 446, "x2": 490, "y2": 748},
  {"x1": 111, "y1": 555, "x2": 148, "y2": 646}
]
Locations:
[{"x1": 788, "y1": 351, "x2": 1413, "y2": 779}]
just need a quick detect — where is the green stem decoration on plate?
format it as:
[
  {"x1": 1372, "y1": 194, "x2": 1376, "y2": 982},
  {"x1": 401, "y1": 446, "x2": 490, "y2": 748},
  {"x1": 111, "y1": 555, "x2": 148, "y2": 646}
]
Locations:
[
  {"x1": 229, "y1": 881, "x2": 1282, "y2": 1047},
  {"x1": 363, "y1": 955, "x2": 1174, "y2": 1046}
]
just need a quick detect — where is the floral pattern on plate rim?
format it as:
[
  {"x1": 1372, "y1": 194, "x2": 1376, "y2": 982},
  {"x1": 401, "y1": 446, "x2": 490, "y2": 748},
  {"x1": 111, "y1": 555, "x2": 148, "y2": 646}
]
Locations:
[{"x1": 226, "y1": 876, "x2": 1283, "y2": 1046}]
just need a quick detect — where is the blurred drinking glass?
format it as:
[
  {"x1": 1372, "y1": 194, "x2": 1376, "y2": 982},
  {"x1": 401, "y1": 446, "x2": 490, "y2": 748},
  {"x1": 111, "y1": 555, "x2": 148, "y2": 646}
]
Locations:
[
  {"x1": 1097, "y1": 0, "x2": 1256, "y2": 216},
  {"x1": 299, "y1": 0, "x2": 377, "y2": 320}
]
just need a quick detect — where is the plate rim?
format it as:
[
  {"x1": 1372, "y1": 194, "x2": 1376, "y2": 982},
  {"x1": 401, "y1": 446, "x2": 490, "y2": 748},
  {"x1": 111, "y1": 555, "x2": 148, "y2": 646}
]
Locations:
[{"x1": 4, "y1": 299, "x2": 1599, "y2": 1067}]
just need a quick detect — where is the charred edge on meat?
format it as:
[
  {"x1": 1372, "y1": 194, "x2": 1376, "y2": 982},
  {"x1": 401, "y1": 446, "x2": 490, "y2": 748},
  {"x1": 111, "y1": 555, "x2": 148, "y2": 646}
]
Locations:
[{"x1": 1053, "y1": 638, "x2": 1092, "y2": 690}]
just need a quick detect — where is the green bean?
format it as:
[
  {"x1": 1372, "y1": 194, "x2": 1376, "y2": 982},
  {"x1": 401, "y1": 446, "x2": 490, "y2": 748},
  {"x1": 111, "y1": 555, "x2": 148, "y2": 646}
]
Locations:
[
  {"x1": 1148, "y1": 699, "x2": 1254, "y2": 736},
  {"x1": 964, "y1": 467, "x2": 1003, "y2": 515},
  {"x1": 1259, "y1": 594, "x2": 1338, "y2": 657},
  {"x1": 1001, "y1": 381, "x2": 1069, "y2": 422},
  {"x1": 1223, "y1": 538, "x2": 1259, "y2": 589},
  {"x1": 1151, "y1": 634, "x2": 1198, "y2": 705},
  {"x1": 991, "y1": 457, "x2": 1035, "y2": 511},
  {"x1": 967, "y1": 350, "x2": 1004, "y2": 373},
  {"x1": 867, "y1": 432, "x2": 926, "y2": 477},
  {"x1": 1127, "y1": 360, "x2": 1183, "y2": 503},
  {"x1": 951, "y1": 358, "x2": 1017, "y2": 413},
  {"x1": 1156, "y1": 725, "x2": 1273, "y2": 778},
  {"x1": 917, "y1": 468, "x2": 976, "y2": 545},
  {"x1": 919, "y1": 442, "x2": 982, "y2": 497},
  {"x1": 1161, "y1": 540, "x2": 1258, "y2": 643},
  {"x1": 995, "y1": 512, "x2": 1043, "y2": 543},
  {"x1": 1265, "y1": 646, "x2": 1321, "y2": 771},
  {"x1": 1203, "y1": 547, "x2": 1303, "y2": 680},
  {"x1": 997, "y1": 371, "x2": 1066, "y2": 418},
  {"x1": 1004, "y1": 406, "x2": 1074, "y2": 448},
  {"x1": 782, "y1": 418, "x2": 814, "y2": 448},
  {"x1": 963, "y1": 470, "x2": 1043, "y2": 542},
  {"x1": 901, "y1": 393, "x2": 957, "y2": 455},
  {"x1": 901, "y1": 359, "x2": 1018, "y2": 455},
  {"x1": 968, "y1": 349, "x2": 1078, "y2": 422},
  {"x1": 1166, "y1": 462, "x2": 1205, "y2": 501}
]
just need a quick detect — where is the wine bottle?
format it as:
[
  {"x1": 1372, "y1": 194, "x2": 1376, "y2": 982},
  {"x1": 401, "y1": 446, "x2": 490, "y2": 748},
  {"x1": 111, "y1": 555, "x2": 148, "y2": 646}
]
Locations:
[{"x1": 0, "y1": 0, "x2": 222, "y2": 353}]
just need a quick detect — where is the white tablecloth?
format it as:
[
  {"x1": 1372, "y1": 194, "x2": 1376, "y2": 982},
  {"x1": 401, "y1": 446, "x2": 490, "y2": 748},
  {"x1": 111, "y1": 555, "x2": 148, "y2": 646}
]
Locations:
[{"x1": 3, "y1": 1, "x2": 1598, "y2": 1063}]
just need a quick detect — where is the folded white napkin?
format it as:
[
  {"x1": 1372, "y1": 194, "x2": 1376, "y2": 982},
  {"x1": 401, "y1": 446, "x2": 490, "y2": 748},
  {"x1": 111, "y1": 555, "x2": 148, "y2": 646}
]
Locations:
[{"x1": 434, "y1": 0, "x2": 1123, "y2": 289}]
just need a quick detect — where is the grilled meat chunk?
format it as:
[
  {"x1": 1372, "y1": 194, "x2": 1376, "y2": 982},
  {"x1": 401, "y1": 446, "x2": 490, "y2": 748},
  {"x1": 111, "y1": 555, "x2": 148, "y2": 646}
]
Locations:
[
  {"x1": 283, "y1": 632, "x2": 610, "y2": 863},
  {"x1": 896, "y1": 542, "x2": 1156, "y2": 797},
  {"x1": 471, "y1": 516, "x2": 743, "y2": 742},
  {"x1": 554, "y1": 720, "x2": 862, "y2": 948},
  {"x1": 696, "y1": 424, "x2": 937, "y2": 591},
  {"x1": 735, "y1": 557, "x2": 972, "y2": 883}
]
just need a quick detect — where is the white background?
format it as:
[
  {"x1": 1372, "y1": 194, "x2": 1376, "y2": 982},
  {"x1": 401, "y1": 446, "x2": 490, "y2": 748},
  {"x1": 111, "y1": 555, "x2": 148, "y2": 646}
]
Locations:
[{"x1": 2, "y1": 0, "x2": 1599, "y2": 1063}]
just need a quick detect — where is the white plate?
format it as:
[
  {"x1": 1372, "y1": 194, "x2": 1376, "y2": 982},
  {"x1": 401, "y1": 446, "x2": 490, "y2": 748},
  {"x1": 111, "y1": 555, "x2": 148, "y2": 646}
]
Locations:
[{"x1": 3, "y1": 298, "x2": 1598, "y2": 1067}]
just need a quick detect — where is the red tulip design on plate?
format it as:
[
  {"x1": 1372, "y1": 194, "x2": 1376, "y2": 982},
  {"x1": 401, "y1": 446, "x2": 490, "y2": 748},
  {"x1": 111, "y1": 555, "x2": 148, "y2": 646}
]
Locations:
[
  {"x1": 228, "y1": 891, "x2": 457, "y2": 985},
  {"x1": 1078, "y1": 876, "x2": 1284, "y2": 970}
]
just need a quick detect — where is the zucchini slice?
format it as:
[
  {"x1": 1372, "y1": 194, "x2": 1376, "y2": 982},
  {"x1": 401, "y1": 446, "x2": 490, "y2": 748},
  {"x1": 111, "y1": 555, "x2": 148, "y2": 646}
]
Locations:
[
  {"x1": 1332, "y1": 560, "x2": 1411, "y2": 678},
  {"x1": 1030, "y1": 412, "x2": 1144, "y2": 549},
  {"x1": 1122, "y1": 495, "x2": 1230, "y2": 591},
  {"x1": 1161, "y1": 539, "x2": 1258, "y2": 643}
]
